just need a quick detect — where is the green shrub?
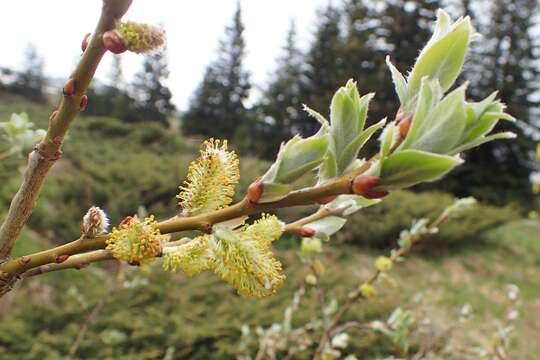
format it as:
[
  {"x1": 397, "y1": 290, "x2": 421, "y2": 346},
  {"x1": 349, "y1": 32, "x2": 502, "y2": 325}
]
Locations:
[{"x1": 339, "y1": 190, "x2": 521, "y2": 249}]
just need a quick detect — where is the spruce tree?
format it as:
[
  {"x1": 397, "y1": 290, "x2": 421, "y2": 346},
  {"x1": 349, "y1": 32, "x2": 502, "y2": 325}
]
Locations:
[
  {"x1": 130, "y1": 47, "x2": 175, "y2": 124},
  {"x1": 182, "y1": 3, "x2": 251, "y2": 140},
  {"x1": 298, "y1": 4, "x2": 345, "y2": 135},
  {"x1": 13, "y1": 44, "x2": 45, "y2": 102},
  {"x1": 443, "y1": 0, "x2": 540, "y2": 203},
  {"x1": 374, "y1": 0, "x2": 441, "y2": 119},
  {"x1": 255, "y1": 21, "x2": 304, "y2": 159}
]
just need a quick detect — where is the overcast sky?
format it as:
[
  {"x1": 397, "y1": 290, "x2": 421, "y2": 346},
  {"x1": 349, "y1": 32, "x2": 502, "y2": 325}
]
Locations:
[{"x1": 0, "y1": 0, "x2": 331, "y2": 110}]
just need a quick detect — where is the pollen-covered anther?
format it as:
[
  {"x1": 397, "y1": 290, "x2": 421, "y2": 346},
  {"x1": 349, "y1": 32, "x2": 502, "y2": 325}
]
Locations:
[
  {"x1": 106, "y1": 215, "x2": 169, "y2": 265},
  {"x1": 209, "y1": 226, "x2": 285, "y2": 298},
  {"x1": 116, "y1": 21, "x2": 166, "y2": 54},
  {"x1": 81, "y1": 206, "x2": 109, "y2": 238},
  {"x1": 177, "y1": 139, "x2": 240, "y2": 216},
  {"x1": 162, "y1": 235, "x2": 212, "y2": 275},
  {"x1": 351, "y1": 175, "x2": 389, "y2": 199}
]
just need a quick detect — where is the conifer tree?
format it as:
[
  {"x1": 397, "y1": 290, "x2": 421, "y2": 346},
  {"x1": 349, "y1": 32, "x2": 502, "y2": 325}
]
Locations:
[
  {"x1": 255, "y1": 21, "x2": 304, "y2": 159},
  {"x1": 130, "y1": 47, "x2": 175, "y2": 124},
  {"x1": 182, "y1": 3, "x2": 251, "y2": 140},
  {"x1": 443, "y1": 0, "x2": 540, "y2": 203},
  {"x1": 12, "y1": 44, "x2": 46, "y2": 102},
  {"x1": 298, "y1": 4, "x2": 345, "y2": 135}
]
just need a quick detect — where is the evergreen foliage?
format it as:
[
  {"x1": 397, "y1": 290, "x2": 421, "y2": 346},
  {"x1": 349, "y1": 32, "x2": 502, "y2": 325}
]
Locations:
[
  {"x1": 10, "y1": 44, "x2": 46, "y2": 102},
  {"x1": 130, "y1": 47, "x2": 175, "y2": 124},
  {"x1": 254, "y1": 22, "x2": 305, "y2": 159},
  {"x1": 182, "y1": 3, "x2": 251, "y2": 141}
]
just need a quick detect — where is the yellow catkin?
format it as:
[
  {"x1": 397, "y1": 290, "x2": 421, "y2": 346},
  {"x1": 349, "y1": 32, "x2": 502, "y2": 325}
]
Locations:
[
  {"x1": 117, "y1": 21, "x2": 166, "y2": 54},
  {"x1": 106, "y1": 215, "x2": 168, "y2": 265},
  {"x1": 177, "y1": 139, "x2": 240, "y2": 216},
  {"x1": 209, "y1": 226, "x2": 285, "y2": 298},
  {"x1": 162, "y1": 235, "x2": 212, "y2": 275}
]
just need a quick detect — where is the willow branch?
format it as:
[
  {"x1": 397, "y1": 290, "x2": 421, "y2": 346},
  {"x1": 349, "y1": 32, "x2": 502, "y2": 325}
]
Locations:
[
  {"x1": 0, "y1": 156, "x2": 378, "y2": 276},
  {"x1": 0, "y1": 0, "x2": 133, "y2": 261},
  {"x1": 21, "y1": 238, "x2": 192, "y2": 277}
]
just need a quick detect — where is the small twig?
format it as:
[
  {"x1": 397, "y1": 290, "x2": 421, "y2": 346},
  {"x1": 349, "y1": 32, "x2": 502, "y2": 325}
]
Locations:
[
  {"x1": 313, "y1": 211, "x2": 449, "y2": 359},
  {"x1": 68, "y1": 264, "x2": 126, "y2": 358}
]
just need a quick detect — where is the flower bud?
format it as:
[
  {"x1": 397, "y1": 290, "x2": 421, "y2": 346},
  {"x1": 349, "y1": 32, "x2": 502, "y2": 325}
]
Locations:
[
  {"x1": 80, "y1": 95, "x2": 88, "y2": 110},
  {"x1": 81, "y1": 206, "x2": 109, "y2": 237},
  {"x1": 247, "y1": 179, "x2": 264, "y2": 204},
  {"x1": 117, "y1": 21, "x2": 166, "y2": 54},
  {"x1": 398, "y1": 115, "x2": 412, "y2": 139},
  {"x1": 102, "y1": 30, "x2": 127, "y2": 54},
  {"x1": 351, "y1": 175, "x2": 388, "y2": 199},
  {"x1": 81, "y1": 33, "x2": 92, "y2": 52},
  {"x1": 359, "y1": 282, "x2": 377, "y2": 299},
  {"x1": 375, "y1": 256, "x2": 393, "y2": 272},
  {"x1": 55, "y1": 254, "x2": 70, "y2": 263},
  {"x1": 63, "y1": 79, "x2": 75, "y2": 97},
  {"x1": 300, "y1": 227, "x2": 316, "y2": 238}
]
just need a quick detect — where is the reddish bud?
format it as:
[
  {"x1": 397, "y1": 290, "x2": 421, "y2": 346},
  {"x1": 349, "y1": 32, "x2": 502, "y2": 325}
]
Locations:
[
  {"x1": 315, "y1": 195, "x2": 337, "y2": 205},
  {"x1": 63, "y1": 78, "x2": 75, "y2": 97},
  {"x1": 119, "y1": 216, "x2": 134, "y2": 227},
  {"x1": 102, "y1": 30, "x2": 127, "y2": 54},
  {"x1": 55, "y1": 254, "x2": 70, "y2": 264},
  {"x1": 247, "y1": 179, "x2": 264, "y2": 204},
  {"x1": 79, "y1": 95, "x2": 88, "y2": 110},
  {"x1": 398, "y1": 115, "x2": 412, "y2": 139},
  {"x1": 128, "y1": 260, "x2": 141, "y2": 266},
  {"x1": 300, "y1": 227, "x2": 316, "y2": 238},
  {"x1": 351, "y1": 175, "x2": 389, "y2": 199},
  {"x1": 52, "y1": 136, "x2": 63, "y2": 146},
  {"x1": 81, "y1": 32, "x2": 92, "y2": 52},
  {"x1": 38, "y1": 265, "x2": 51, "y2": 274},
  {"x1": 19, "y1": 256, "x2": 31, "y2": 265}
]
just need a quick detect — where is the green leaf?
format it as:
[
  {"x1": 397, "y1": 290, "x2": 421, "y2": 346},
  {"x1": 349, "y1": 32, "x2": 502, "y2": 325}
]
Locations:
[
  {"x1": 450, "y1": 132, "x2": 516, "y2": 155},
  {"x1": 402, "y1": 84, "x2": 467, "y2": 154},
  {"x1": 303, "y1": 104, "x2": 329, "y2": 127},
  {"x1": 330, "y1": 81, "x2": 373, "y2": 161},
  {"x1": 325, "y1": 194, "x2": 380, "y2": 216},
  {"x1": 263, "y1": 135, "x2": 329, "y2": 184},
  {"x1": 399, "y1": 78, "x2": 438, "y2": 149},
  {"x1": 386, "y1": 56, "x2": 409, "y2": 106},
  {"x1": 258, "y1": 182, "x2": 292, "y2": 203},
  {"x1": 338, "y1": 118, "x2": 386, "y2": 173},
  {"x1": 408, "y1": 11, "x2": 472, "y2": 95},
  {"x1": 379, "y1": 150, "x2": 463, "y2": 189},
  {"x1": 380, "y1": 123, "x2": 397, "y2": 158},
  {"x1": 305, "y1": 216, "x2": 347, "y2": 241}
]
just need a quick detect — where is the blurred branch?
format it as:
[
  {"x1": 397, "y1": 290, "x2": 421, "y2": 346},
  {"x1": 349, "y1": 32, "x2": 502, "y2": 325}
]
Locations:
[
  {"x1": 0, "y1": 0, "x2": 133, "y2": 261},
  {"x1": 313, "y1": 210, "x2": 450, "y2": 359}
]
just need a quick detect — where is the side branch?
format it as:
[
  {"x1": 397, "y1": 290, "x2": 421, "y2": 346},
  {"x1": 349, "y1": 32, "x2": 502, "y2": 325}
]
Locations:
[
  {"x1": 0, "y1": 0, "x2": 133, "y2": 260},
  {"x1": 0, "y1": 157, "x2": 376, "y2": 276}
]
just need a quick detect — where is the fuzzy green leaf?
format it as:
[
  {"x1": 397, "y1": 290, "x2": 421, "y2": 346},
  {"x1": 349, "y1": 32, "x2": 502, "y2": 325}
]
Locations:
[
  {"x1": 408, "y1": 11, "x2": 472, "y2": 95},
  {"x1": 379, "y1": 150, "x2": 463, "y2": 189}
]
